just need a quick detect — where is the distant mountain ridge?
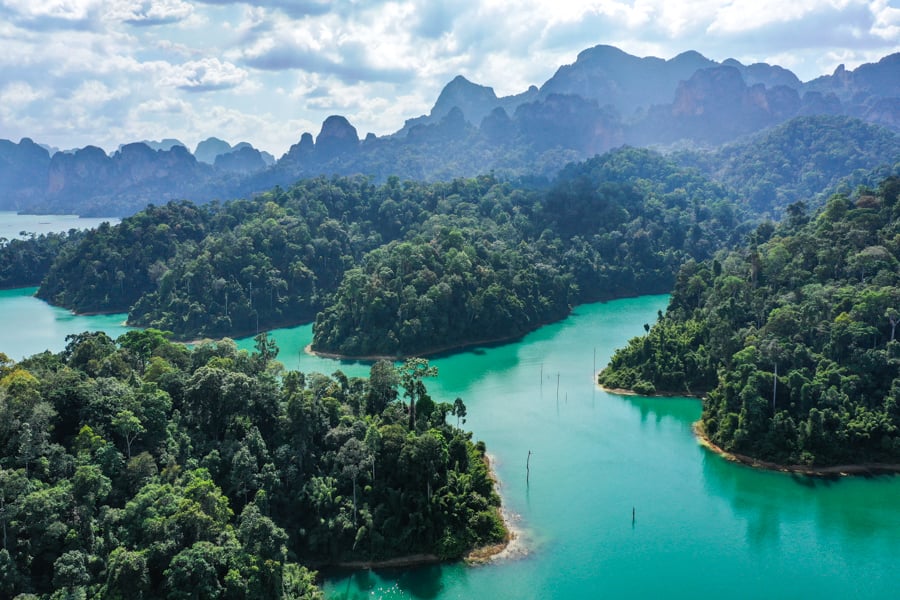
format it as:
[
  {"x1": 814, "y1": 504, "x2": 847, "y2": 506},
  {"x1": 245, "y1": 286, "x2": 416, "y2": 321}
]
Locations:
[
  {"x1": 413, "y1": 44, "x2": 899, "y2": 139},
  {"x1": 1, "y1": 44, "x2": 898, "y2": 217}
]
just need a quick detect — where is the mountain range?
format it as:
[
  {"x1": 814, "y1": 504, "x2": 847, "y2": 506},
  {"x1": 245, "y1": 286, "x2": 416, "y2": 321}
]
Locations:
[{"x1": 1, "y1": 44, "x2": 898, "y2": 217}]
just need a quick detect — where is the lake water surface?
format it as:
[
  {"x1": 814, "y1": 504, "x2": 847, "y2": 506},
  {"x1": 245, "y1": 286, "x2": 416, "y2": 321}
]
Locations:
[
  {"x1": 0, "y1": 291, "x2": 897, "y2": 599},
  {"x1": 0, "y1": 211, "x2": 119, "y2": 240}
]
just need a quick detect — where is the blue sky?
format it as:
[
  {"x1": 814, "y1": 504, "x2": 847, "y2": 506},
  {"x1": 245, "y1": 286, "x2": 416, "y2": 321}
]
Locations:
[{"x1": 0, "y1": 0, "x2": 897, "y2": 157}]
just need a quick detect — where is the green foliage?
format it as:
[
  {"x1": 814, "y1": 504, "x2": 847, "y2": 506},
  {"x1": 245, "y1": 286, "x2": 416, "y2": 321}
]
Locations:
[
  {"x1": 601, "y1": 177, "x2": 900, "y2": 466},
  {"x1": 32, "y1": 148, "x2": 751, "y2": 356},
  {"x1": 0, "y1": 230, "x2": 86, "y2": 289},
  {"x1": 676, "y1": 115, "x2": 900, "y2": 217},
  {"x1": 312, "y1": 148, "x2": 750, "y2": 356},
  {"x1": 0, "y1": 334, "x2": 498, "y2": 598}
]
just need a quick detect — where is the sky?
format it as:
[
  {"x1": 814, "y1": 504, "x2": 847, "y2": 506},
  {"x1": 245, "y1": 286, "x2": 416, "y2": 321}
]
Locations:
[{"x1": 0, "y1": 0, "x2": 897, "y2": 158}]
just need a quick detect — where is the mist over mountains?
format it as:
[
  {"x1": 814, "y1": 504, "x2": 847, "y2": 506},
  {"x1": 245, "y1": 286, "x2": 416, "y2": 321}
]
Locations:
[{"x1": 1, "y1": 45, "x2": 898, "y2": 218}]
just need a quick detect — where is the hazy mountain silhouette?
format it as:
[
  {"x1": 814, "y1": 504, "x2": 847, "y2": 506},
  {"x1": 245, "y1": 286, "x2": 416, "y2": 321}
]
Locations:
[{"x1": 1, "y1": 45, "x2": 898, "y2": 217}]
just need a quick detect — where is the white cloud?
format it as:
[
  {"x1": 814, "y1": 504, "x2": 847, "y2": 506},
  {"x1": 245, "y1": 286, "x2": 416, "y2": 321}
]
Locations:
[
  {"x1": 70, "y1": 79, "x2": 128, "y2": 104},
  {"x1": 870, "y1": 0, "x2": 900, "y2": 40},
  {"x1": 160, "y1": 57, "x2": 248, "y2": 91},
  {"x1": 106, "y1": 0, "x2": 194, "y2": 26},
  {"x1": 0, "y1": 81, "x2": 47, "y2": 106},
  {"x1": 134, "y1": 96, "x2": 190, "y2": 114},
  {"x1": 2, "y1": 0, "x2": 104, "y2": 22},
  {"x1": 0, "y1": 0, "x2": 897, "y2": 155},
  {"x1": 708, "y1": 0, "x2": 821, "y2": 33}
]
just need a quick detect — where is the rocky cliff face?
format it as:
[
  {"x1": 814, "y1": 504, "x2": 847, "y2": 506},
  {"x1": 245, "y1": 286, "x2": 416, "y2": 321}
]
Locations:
[
  {"x1": 864, "y1": 97, "x2": 900, "y2": 130},
  {"x1": 398, "y1": 76, "x2": 538, "y2": 135},
  {"x1": 47, "y1": 146, "x2": 116, "y2": 196},
  {"x1": 194, "y1": 137, "x2": 233, "y2": 164},
  {"x1": 642, "y1": 66, "x2": 804, "y2": 143},
  {"x1": 281, "y1": 132, "x2": 316, "y2": 165},
  {"x1": 0, "y1": 138, "x2": 51, "y2": 210},
  {"x1": 722, "y1": 59, "x2": 802, "y2": 89},
  {"x1": 515, "y1": 94, "x2": 623, "y2": 155},
  {"x1": 431, "y1": 75, "x2": 500, "y2": 124},
  {"x1": 806, "y1": 54, "x2": 900, "y2": 102},
  {"x1": 540, "y1": 45, "x2": 716, "y2": 115},
  {"x1": 3, "y1": 46, "x2": 898, "y2": 218},
  {"x1": 42, "y1": 143, "x2": 214, "y2": 215},
  {"x1": 315, "y1": 115, "x2": 359, "y2": 160},
  {"x1": 214, "y1": 146, "x2": 267, "y2": 174},
  {"x1": 408, "y1": 46, "x2": 897, "y2": 155}
]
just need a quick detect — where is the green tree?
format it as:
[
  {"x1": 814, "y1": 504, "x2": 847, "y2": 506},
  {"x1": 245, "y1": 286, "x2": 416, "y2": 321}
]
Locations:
[
  {"x1": 397, "y1": 358, "x2": 438, "y2": 431},
  {"x1": 112, "y1": 410, "x2": 144, "y2": 459}
]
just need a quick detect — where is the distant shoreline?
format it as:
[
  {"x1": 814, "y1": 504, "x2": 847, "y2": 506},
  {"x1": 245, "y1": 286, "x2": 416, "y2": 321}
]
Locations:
[{"x1": 693, "y1": 421, "x2": 900, "y2": 477}]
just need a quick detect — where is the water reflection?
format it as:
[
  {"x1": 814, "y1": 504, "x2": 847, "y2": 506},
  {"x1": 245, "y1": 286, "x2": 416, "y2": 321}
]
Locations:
[
  {"x1": 612, "y1": 392, "x2": 700, "y2": 431},
  {"x1": 700, "y1": 444, "x2": 900, "y2": 552},
  {"x1": 326, "y1": 565, "x2": 449, "y2": 600},
  {"x1": 632, "y1": 395, "x2": 697, "y2": 426},
  {"x1": 395, "y1": 565, "x2": 446, "y2": 598}
]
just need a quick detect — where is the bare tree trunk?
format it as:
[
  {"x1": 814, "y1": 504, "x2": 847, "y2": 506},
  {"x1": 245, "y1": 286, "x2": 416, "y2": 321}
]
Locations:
[
  {"x1": 772, "y1": 362, "x2": 778, "y2": 413},
  {"x1": 352, "y1": 478, "x2": 358, "y2": 524}
]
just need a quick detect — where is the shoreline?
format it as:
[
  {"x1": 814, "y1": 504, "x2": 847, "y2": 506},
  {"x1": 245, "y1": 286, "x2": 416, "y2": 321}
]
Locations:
[
  {"x1": 29, "y1": 288, "x2": 667, "y2": 362},
  {"x1": 320, "y1": 453, "x2": 522, "y2": 572},
  {"x1": 466, "y1": 452, "x2": 526, "y2": 565},
  {"x1": 322, "y1": 509, "x2": 522, "y2": 571},
  {"x1": 596, "y1": 384, "x2": 900, "y2": 477},
  {"x1": 693, "y1": 421, "x2": 900, "y2": 476},
  {"x1": 596, "y1": 383, "x2": 704, "y2": 399},
  {"x1": 139, "y1": 314, "x2": 317, "y2": 345},
  {"x1": 304, "y1": 329, "x2": 542, "y2": 362}
]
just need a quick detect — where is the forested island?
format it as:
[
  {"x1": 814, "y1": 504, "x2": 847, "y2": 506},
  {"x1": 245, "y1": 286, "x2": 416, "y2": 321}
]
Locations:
[
  {"x1": 0, "y1": 332, "x2": 505, "y2": 598},
  {"x1": 599, "y1": 177, "x2": 900, "y2": 468},
  {"x1": 5, "y1": 147, "x2": 750, "y2": 357},
  {"x1": 4, "y1": 114, "x2": 898, "y2": 357},
  {"x1": 0, "y1": 230, "x2": 88, "y2": 289}
]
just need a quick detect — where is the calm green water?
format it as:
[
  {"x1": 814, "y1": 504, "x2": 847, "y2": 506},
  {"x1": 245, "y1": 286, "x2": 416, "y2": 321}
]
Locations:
[
  {"x1": 0, "y1": 291, "x2": 898, "y2": 599},
  {"x1": 0, "y1": 287, "x2": 134, "y2": 360}
]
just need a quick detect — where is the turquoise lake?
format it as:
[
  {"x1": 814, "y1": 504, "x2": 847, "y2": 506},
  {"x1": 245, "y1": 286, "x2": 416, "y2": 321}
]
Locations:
[{"x1": 0, "y1": 289, "x2": 897, "y2": 599}]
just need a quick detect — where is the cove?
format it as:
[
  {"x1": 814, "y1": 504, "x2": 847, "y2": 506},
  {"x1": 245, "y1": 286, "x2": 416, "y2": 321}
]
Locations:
[
  {"x1": 0, "y1": 292, "x2": 898, "y2": 599},
  {"x1": 0, "y1": 287, "x2": 134, "y2": 360}
]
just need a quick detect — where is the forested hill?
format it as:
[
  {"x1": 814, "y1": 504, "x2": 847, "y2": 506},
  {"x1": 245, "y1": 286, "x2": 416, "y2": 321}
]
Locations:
[
  {"x1": 599, "y1": 177, "x2": 900, "y2": 466},
  {"x1": 0, "y1": 229, "x2": 88, "y2": 289},
  {"x1": 675, "y1": 115, "x2": 900, "y2": 217},
  {"x1": 312, "y1": 148, "x2": 748, "y2": 356},
  {"x1": 25, "y1": 148, "x2": 751, "y2": 355},
  {"x1": 0, "y1": 333, "x2": 504, "y2": 598}
]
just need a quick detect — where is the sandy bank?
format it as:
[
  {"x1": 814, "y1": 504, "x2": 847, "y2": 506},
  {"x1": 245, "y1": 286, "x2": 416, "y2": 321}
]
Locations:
[
  {"x1": 596, "y1": 383, "x2": 704, "y2": 399},
  {"x1": 693, "y1": 421, "x2": 900, "y2": 476}
]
